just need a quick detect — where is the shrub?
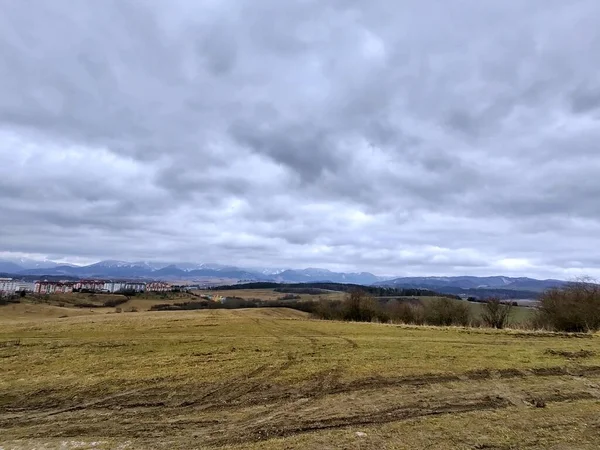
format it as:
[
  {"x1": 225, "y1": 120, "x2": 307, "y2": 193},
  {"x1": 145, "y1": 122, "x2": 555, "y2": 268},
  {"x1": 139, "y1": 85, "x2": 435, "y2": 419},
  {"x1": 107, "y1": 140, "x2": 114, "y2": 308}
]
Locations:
[
  {"x1": 423, "y1": 298, "x2": 470, "y2": 326},
  {"x1": 117, "y1": 289, "x2": 137, "y2": 299},
  {"x1": 313, "y1": 299, "x2": 344, "y2": 320},
  {"x1": 0, "y1": 293, "x2": 21, "y2": 305},
  {"x1": 387, "y1": 300, "x2": 424, "y2": 325},
  {"x1": 342, "y1": 289, "x2": 379, "y2": 322},
  {"x1": 470, "y1": 317, "x2": 483, "y2": 328},
  {"x1": 277, "y1": 294, "x2": 302, "y2": 301},
  {"x1": 535, "y1": 280, "x2": 600, "y2": 332},
  {"x1": 373, "y1": 306, "x2": 391, "y2": 323},
  {"x1": 481, "y1": 298, "x2": 513, "y2": 329},
  {"x1": 103, "y1": 298, "x2": 128, "y2": 308}
]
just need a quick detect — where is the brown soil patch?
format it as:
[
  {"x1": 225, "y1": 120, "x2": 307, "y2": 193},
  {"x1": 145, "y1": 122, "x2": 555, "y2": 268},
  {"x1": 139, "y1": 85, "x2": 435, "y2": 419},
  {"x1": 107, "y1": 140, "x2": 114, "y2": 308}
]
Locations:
[{"x1": 545, "y1": 349, "x2": 596, "y2": 359}]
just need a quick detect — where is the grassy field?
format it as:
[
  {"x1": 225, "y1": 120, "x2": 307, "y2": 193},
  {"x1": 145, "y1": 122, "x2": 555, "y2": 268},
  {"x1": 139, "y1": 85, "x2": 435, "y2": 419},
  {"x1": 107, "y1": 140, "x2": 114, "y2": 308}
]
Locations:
[
  {"x1": 197, "y1": 288, "x2": 347, "y2": 302},
  {"x1": 200, "y1": 289, "x2": 535, "y2": 325},
  {"x1": 1, "y1": 307, "x2": 599, "y2": 449},
  {"x1": 7, "y1": 288, "x2": 534, "y2": 326},
  {"x1": 0, "y1": 291, "x2": 202, "y2": 321}
]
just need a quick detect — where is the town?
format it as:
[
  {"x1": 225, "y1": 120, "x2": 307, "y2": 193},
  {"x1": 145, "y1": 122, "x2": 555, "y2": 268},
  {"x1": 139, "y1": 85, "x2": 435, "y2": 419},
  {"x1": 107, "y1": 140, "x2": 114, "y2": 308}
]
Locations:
[{"x1": 0, "y1": 278, "x2": 172, "y2": 295}]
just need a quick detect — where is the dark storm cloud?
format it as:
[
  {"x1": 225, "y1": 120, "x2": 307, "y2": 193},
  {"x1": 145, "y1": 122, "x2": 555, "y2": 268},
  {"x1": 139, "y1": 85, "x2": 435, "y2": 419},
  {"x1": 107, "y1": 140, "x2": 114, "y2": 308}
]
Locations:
[
  {"x1": 570, "y1": 84, "x2": 600, "y2": 114},
  {"x1": 1, "y1": 0, "x2": 600, "y2": 278}
]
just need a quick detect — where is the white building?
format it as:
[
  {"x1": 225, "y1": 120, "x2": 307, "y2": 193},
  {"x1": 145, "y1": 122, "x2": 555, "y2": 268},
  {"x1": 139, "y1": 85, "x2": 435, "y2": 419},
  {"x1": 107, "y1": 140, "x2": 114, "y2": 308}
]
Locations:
[
  {"x1": 124, "y1": 282, "x2": 146, "y2": 293},
  {"x1": 0, "y1": 278, "x2": 35, "y2": 294},
  {"x1": 146, "y1": 281, "x2": 171, "y2": 292},
  {"x1": 103, "y1": 281, "x2": 128, "y2": 293},
  {"x1": 17, "y1": 281, "x2": 35, "y2": 292},
  {"x1": 34, "y1": 281, "x2": 74, "y2": 294},
  {"x1": 0, "y1": 278, "x2": 16, "y2": 293}
]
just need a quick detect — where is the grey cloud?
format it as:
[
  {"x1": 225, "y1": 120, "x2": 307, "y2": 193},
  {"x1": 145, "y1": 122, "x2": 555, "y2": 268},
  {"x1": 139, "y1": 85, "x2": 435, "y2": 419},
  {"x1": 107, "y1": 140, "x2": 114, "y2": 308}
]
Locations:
[
  {"x1": 570, "y1": 85, "x2": 600, "y2": 114},
  {"x1": 230, "y1": 120, "x2": 343, "y2": 183},
  {"x1": 1, "y1": 0, "x2": 600, "y2": 279}
]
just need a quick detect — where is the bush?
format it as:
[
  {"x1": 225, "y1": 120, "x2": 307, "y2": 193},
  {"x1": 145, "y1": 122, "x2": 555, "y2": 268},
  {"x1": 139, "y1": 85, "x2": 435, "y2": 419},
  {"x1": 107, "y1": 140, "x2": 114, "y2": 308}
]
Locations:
[
  {"x1": 342, "y1": 289, "x2": 379, "y2": 322},
  {"x1": 277, "y1": 294, "x2": 302, "y2": 301},
  {"x1": 481, "y1": 298, "x2": 513, "y2": 329},
  {"x1": 117, "y1": 289, "x2": 137, "y2": 298},
  {"x1": 312, "y1": 295, "x2": 472, "y2": 327},
  {"x1": 374, "y1": 306, "x2": 391, "y2": 323},
  {"x1": 423, "y1": 298, "x2": 470, "y2": 326},
  {"x1": 387, "y1": 300, "x2": 424, "y2": 325},
  {"x1": 103, "y1": 298, "x2": 129, "y2": 308},
  {"x1": 313, "y1": 299, "x2": 344, "y2": 320},
  {"x1": 310, "y1": 291, "x2": 388, "y2": 323},
  {"x1": 0, "y1": 293, "x2": 21, "y2": 305},
  {"x1": 535, "y1": 280, "x2": 600, "y2": 332}
]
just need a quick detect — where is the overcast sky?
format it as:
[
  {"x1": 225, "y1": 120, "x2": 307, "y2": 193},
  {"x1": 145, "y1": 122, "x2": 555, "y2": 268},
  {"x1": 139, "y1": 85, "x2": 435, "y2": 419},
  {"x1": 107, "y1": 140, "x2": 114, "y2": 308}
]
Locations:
[{"x1": 1, "y1": 1, "x2": 600, "y2": 278}]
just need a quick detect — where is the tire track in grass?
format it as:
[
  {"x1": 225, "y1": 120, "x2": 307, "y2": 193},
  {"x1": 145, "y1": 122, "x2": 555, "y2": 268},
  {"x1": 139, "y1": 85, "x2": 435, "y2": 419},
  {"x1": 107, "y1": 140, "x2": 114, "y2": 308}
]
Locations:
[{"x1": 212, "y1": 390, "x2": 599, "y2": 446}]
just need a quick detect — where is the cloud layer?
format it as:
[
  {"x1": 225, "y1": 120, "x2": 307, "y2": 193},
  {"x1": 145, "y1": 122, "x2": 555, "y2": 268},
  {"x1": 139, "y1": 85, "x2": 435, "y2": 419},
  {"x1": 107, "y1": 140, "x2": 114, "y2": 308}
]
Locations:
[{"x1": 1, "y1": 0, "x2": 600, "y2": 277}]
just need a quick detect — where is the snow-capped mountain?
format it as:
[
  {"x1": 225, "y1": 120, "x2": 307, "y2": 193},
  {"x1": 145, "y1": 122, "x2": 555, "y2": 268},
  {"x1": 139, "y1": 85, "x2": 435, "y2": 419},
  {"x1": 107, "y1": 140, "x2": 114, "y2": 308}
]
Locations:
[
  {"x1": 173, "y1": 262, "x2": 236, "y2": 271},
  {"x1": 274, "y1": 268, "x2": 381, "y2": 284},
  {"x1": 0, "y1": 259, "x2": 569, "y2": 293},
  {"x1": 375, "y1": 276, "x2": 566, "y2": 293},
  {"x1": 262, "y1": 268, "x2": 287, "y2": 275},
  {"x1": 0, "y1": 261, "x2": 25, "y2": 273},
  {"x1": 3, "y1": 259, "x2": 383, "y2": 284},
  {"x1": 88, "y1": 260, "x2": 138, "y2": 268},
  {"x1": 0, "y1": 257, "x2": 61, "y2": 270}
]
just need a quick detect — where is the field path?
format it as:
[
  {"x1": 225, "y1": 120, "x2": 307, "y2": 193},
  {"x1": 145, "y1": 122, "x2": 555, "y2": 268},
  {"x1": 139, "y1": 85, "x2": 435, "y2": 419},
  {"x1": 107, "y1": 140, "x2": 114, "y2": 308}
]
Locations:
[{"x1": 2, "y1": 309, "x2": 600, "y2": 449}]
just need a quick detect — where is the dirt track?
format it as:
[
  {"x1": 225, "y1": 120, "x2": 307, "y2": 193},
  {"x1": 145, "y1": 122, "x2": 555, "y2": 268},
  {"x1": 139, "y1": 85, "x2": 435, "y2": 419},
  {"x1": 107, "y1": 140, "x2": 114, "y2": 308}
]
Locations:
[{"x1": 2, "y1": 363, "x2": 599, "y2": 447}]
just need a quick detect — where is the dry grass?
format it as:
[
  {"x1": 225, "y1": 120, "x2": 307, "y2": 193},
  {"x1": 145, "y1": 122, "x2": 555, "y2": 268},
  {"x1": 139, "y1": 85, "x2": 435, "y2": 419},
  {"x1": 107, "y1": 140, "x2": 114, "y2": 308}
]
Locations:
[
  {"x1": 0, "y1": 291, "x2": 204, "y2": 319},
  {"x1": 15, "y1": 288, "x2": 534, "y2": 325},
  {"x1": 1, "y1": 309, "x2": 599, "y2": 449},
  {"x1": 0, "y1": 302, "x2": 110, "y2": 321},
  {"x1": 198, "y1": 288, "x2": 347, "y2": 302}
]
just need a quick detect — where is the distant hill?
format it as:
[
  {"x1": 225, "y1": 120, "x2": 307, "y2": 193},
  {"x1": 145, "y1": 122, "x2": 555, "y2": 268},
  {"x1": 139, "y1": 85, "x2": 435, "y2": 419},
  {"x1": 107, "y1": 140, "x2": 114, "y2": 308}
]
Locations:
[
  {"x1": 0, "y1": 272, "x2": 79, "y2": 282},
  {"x1": 0, "y1": 258, "x2": 62, "y2": 271},
  {"x1": 0, "y1": 262, "x2": 24, "y2": 273},
  {"x1": 374, "y1": 276, "x2": 567, "y2": 299}
]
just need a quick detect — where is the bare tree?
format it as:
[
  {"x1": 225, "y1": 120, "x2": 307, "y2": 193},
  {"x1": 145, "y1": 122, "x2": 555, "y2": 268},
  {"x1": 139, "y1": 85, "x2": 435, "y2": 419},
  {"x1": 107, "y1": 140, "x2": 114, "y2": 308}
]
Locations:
[{"x1": 481, "y1": 298, "x2": 513, "y2": 329}]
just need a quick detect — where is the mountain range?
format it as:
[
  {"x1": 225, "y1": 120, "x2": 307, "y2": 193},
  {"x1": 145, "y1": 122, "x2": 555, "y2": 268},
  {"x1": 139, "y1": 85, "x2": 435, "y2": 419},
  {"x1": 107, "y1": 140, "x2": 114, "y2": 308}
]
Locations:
[
  {"x1": 0, "y1": 259, "x2": 567, "y2": 293},
  {"x1": 0, "y1": 259, "x2": 381, "y2": 284},
  {"x1": 375, "y1": 276, "x2": 566, "y2": 293}
]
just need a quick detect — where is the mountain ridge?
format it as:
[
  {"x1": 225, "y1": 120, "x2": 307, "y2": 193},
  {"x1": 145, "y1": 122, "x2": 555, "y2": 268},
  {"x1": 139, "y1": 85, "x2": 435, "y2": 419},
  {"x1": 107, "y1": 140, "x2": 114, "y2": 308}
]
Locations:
[
  {"x1": 374, "y1": 275, "x2": 566, "y2": 293},
  {"x1": 0, "y1": 259, "x2": 568, "y2": 292}
]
